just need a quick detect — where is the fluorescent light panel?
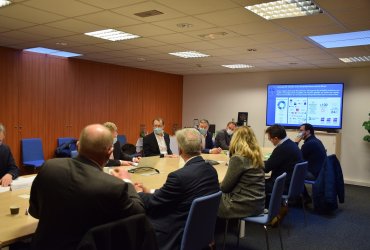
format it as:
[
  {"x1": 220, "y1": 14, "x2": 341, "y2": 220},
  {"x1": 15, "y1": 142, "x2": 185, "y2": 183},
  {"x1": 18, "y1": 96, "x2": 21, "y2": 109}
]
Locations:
[
  {"x1": 0, "y1": 0, "x2": 11, "y2": 7},
  {"x1": 24, "y1": 47, "x2": 81, "y2": 57},
  {"x1": 169, "y1": 51, "x2": 209, "y2": 58},
  {"x1": 308, "y1": 30, "x2": 370, "y2": 48},
  {"x1": 339, "y1": 56, "x2": 370, "y2": 63},
  {"x1": 85, "y1": 29, "x2": 140, "y2": 41},
  {"x1": 245, "y1": 0, "x2": 322, "y2": 20},
  {"x1": 222, "y1": 64, "x2": 254, "y2": 69}
]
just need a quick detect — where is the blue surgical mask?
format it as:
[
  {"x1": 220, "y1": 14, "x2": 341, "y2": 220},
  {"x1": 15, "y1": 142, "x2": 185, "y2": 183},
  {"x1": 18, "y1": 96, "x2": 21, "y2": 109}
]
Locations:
[
  {"x1": 199, "y1": 128, "x2": 207, "y2": 136},
  {"x1": 154, "y1": 127, "x2": 163, "y2": 135}
]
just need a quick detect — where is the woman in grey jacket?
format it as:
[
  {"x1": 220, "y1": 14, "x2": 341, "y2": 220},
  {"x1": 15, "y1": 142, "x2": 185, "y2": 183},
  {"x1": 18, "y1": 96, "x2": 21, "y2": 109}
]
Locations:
[{"x1": 218, "y1": 126, "x2": 265, "y2": 218}]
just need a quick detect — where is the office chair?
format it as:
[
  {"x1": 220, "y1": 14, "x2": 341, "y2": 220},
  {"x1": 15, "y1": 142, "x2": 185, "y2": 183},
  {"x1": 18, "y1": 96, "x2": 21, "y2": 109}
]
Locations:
[
  {"x1": 180, "y1": 191, "x2": 222, "y2": 250},
  {"x1": 117, "y1": 134, "x2": 127, "y2": 145},
  {"x1": 77, "y1": 214, "x2": 158, "y2": 250},
  {"x1": 238, "y1": 173, "x2": 287, "y2": 250},
  {"x1": 57, "y1": 137, "x2": 76, "y2": 146},
  {"x1": 21, "y1": 138, "x2": 45, "y2": 168},
  {"x1": 282, "y1": 161, "x2": 308, "y2": 228}
]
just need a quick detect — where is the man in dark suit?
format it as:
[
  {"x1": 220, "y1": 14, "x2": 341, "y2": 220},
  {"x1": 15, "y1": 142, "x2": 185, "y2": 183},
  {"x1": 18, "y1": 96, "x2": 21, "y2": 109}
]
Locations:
[
  {"x1": 137, "y1": 128, "x2": 220, "y2": 250},
  {"x1": 295, "y1": 123, "x2": 327, "y2": 203},
  {"x1": 214, "y1": 121, "x2": 236, "y2": 150},
  {"x1": 198, "y1": 119, "x2": 222, "y2": 154},
  {"x1": 29, "y1": 124, "x2": 145, "y2": 250},
  {"x1": 143, "y1": 117, "x2": 174, "y2": 157},
  {"x1": 264, "y1": 124, "x2": 303, "y2": 195},
  {"x1": 295, "y1": 123, "x2": 327, "y2": 180},
  {"x1": 103, "y1": 122, "x2": 141, "y2": 166},
  {"x1": 0, "y1": 123, "x2": 19, "y2": 187}
]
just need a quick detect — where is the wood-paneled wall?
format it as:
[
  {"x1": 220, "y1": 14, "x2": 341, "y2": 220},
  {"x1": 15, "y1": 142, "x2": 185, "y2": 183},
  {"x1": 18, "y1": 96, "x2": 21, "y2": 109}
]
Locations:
[{"x1": 0, "y1": 47, "x2": 183, "y2": 170}]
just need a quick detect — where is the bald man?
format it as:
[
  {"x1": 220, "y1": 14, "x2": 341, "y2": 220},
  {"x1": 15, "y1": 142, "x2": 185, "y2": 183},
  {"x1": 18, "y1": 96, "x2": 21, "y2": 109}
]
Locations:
[{"x1": 29, "y1": 124, "x2": 145, "y2": 250}]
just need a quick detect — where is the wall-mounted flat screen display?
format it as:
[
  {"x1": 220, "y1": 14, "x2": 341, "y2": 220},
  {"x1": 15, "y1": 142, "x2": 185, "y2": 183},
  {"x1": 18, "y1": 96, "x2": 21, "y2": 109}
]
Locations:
[{"x1": 266, "y1": 83, "x2": 344, "y2": 130}]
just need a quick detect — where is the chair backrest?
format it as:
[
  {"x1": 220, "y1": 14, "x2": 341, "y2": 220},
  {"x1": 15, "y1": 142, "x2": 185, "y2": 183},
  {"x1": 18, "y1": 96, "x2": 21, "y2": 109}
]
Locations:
[
  {"x1": 287, "y1": 161, "x2": 308, "y2": 199},
  {"x1": 21, "y1": 138, "x2": 44, "y2": 162},
  {"x1": 117, "y1": 135, "x2": 127, "y2": 145},
  {"x1": 267, "y1": 173, "x2": 287, "y2": 222},
  {"x1": 180, "y1": 191, "x2": 222, "y2": 250},
  {"x1": 77, "y1": 214, "x2": 158, "y2": 250},
  {"x1": 57, "y1": 137, "x2": 76, "y2": 146}
]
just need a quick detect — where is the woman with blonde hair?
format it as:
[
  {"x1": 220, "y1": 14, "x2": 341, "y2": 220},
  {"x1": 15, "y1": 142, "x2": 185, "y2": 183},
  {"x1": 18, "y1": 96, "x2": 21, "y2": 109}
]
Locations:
[{"x1": 218, "y1": 126, "x2": 265, "y2": 218}]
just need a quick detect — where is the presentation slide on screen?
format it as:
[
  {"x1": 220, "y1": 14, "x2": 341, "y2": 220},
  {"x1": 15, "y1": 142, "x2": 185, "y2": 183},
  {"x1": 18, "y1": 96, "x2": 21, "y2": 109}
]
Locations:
[{"x1": 267, "y1": 84, "x2": 343, "y2": 128}]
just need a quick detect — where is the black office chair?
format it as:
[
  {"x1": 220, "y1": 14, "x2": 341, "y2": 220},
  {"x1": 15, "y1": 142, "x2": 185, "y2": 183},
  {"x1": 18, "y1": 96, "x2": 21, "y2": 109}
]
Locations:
[{"x1": 77, "y1": 214, "x2": 158, "y2": 250}]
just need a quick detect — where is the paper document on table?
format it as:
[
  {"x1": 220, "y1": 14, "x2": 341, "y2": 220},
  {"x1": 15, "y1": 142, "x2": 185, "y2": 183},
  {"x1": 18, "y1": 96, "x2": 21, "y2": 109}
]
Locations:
[
  {"x1": 0, "y1": 186, "x2": 11, "y2": 193},
  {"x1": 10, "y1": 176, "x2": 36, "y2": 190}
]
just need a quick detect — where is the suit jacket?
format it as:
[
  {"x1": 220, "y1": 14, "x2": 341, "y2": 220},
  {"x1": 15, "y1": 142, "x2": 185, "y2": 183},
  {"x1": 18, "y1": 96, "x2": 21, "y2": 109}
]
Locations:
[
  {"x1": 201, "y1": 131, "x2": 215, "y2": 154},
  {"x1": 139, "y1": 156, "x2": 220, "y2": 250},
  {"x1": 107, "y1": 141, "x2": 133, "y2": 166},
  {"x1": 143, "y1": 132, "x2": 172, "y2": 157},
  {"x1": 301, "y1": 135, "x2": 327, "y2": 178},
  {"x1": 0, "y1": 143, "x2": 19, "y2": 180},
  {"x1": 313, "y1": 154, "x2": 344, "y2": 213},
  {"x1": 265, "y1": 138, "x2": 303, "y2": 189},
  {"x1": 214, "y1": 129, "x2": 232, "y2": 150},
  {"x1": 29, "y1": 156, "x2": 145, "y2": 250},
  {"x1": 218, "y1": 155, "x2": 265, "y2": 219}
]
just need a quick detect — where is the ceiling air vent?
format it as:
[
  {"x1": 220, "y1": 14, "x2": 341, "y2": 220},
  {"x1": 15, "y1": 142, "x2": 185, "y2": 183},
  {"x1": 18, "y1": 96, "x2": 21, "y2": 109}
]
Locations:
[{"x1": 134, "y1": 10, "x2": 164, "y2": 18}]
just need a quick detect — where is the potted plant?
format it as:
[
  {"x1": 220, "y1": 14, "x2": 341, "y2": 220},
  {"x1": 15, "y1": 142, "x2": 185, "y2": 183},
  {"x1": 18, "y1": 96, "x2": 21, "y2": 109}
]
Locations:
[{"x1": 362, "y1": 113, "x2": 370, "y2": 142}]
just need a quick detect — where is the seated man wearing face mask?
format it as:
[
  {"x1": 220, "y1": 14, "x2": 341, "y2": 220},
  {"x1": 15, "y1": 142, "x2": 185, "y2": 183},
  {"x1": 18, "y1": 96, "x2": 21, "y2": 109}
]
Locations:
[
  {"x1": 198, "y1": 119, "x2": 222, "y2": 154},
  {"x1": 103, "y1": 122, "x2": 141, "y2": 166},
  {"x1": 143, "y1": 118, "x2": 175, "y2": 157},
  {"x1": 214, "y1": 121, "x2": 236, "y2": 150}
]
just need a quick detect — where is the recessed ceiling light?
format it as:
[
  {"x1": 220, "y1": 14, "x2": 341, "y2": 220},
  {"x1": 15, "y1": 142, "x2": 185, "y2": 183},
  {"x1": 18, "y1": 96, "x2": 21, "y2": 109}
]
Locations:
[
  {"x1": 24, "y1": 47, "x2": 81, "y2": 57},
  {"x1": 169, "y1": 51, "x2": 210, "y2": 58},
  {"x1": 308, "y1": 30, "x2": 370, "y2": 48},
  {"x1": 339, "y1": 56, "x2": 370, "y2": 63},
  {"x1": 222, "y1": 64, "x2": 254, "y2": 69},
  {"x1": 245, "y1": 0, "x2": 322, "y2": 20},
  {"x1": 0, "y1": 0, "x2": 11, "y2": 8},
  {"x1": 85, "y1": 29, "x2": 140, "y2": 41}
]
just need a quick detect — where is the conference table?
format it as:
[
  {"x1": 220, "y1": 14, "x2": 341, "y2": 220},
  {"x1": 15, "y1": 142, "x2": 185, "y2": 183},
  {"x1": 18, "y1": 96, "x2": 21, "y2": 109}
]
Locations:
[{"x1": 0, "y1": 148, "x2": 274, "y2": 248}]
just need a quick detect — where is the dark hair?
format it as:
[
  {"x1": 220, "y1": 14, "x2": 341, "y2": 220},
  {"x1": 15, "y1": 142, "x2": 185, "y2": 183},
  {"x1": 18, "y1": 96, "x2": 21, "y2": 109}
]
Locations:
[
  {"x1": 301, "y1": 123, "x2": 314, "y2": 135},
  {"x1": 265, "y1": 124, "x2": 287, "y2": 139},
  {"x1": 227, "y1": 121, "x2": 236, "y2": 127}
]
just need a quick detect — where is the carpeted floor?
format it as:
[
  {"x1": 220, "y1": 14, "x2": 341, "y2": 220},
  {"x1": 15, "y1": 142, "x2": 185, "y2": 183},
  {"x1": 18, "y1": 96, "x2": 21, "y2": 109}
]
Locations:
[{"x1": 215, "y1": 184, "x2": 370, "y2": 250}]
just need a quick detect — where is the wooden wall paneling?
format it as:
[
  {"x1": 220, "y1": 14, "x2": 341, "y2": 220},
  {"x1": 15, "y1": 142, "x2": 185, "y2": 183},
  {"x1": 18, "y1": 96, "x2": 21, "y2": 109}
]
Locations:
[
  {"x1": 117, "y1": 67, "x2": 145, "y2": 144},
  {"x1": 0, "y1": 47, "x2": 20, "y2": 165},
  {"x1": 18, "y1": 52, "x2": 47, "y2": 169},
  {"x1": 44, "y1": 56, "x2": 76, "y2": 159}
]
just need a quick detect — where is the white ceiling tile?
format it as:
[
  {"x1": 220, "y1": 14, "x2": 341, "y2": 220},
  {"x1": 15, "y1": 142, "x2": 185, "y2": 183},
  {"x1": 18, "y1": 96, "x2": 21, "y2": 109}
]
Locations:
[
  {"x1": 23, "y1": 0, "x2": 101, "y2": 17},
  {"x1": 226, "y1": 21, "x2": 284, "y2": 36},
  {"x1": 196, "y1": 7, "x2": 261, "y2": 26},
  {"x1": 117, "y1": 23, "x2": 174, "y2": 37},
  {"x1": 47, "y1": 19, "x2": 104, "y2": 33},
  {"x1": 119, "y1": 37, "x2": 166, "y2": 47},
  {"x1": 153, "y1": 16, "x2": 215, "y2": 32},
  {"x1": 156, "y1": 0, "x2": 239, "y2": 15},
  {"x1": 78, "y1": 0, "x2": 147, "y2": 9},
  {"x1": 0, "y1": 4, "x2": 65, "y2": 24},
  {"x1": 0, "y1": 15, "x2": 37, "y2": 29},
  {"x1": 113, "y1": 2, "x2": 185, "y2": 22},
  {"x1": 151, "y1": 33, "x2": 200, "y2": 44},
  {"x1": 76, "y1": 11, "x2": 142, "y2": 28}
]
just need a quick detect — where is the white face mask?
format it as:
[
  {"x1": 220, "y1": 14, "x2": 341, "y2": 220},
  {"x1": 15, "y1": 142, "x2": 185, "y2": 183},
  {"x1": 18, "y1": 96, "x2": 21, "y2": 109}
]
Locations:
[
  {"x1": 226, "y1": 129, "x2": 233, "y2": 136},
  {"x1": 113, "y1": 137, "x2": 118, "y2": 144},
  {"x1": 296, "y1": 131, "x2": 304, "y2": 138}
]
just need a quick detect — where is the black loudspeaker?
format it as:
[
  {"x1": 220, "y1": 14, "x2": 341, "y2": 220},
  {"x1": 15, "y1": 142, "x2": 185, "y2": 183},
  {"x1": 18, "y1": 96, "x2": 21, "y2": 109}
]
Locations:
[{"x1": 237, "y1": 112, "x2": 248, "y2": 126}]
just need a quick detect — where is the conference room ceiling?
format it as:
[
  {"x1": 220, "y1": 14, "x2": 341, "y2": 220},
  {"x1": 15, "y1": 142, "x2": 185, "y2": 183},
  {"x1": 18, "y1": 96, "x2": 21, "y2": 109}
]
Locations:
[{"x1": 0, "y1": 0, "x2": 369, "y2": 75}]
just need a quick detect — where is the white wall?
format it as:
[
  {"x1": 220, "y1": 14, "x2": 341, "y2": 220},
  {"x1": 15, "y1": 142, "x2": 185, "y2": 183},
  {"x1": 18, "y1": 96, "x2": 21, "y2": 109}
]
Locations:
[{"x1": 183, "y1": 67, "x2": 370, "y2": 187}]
